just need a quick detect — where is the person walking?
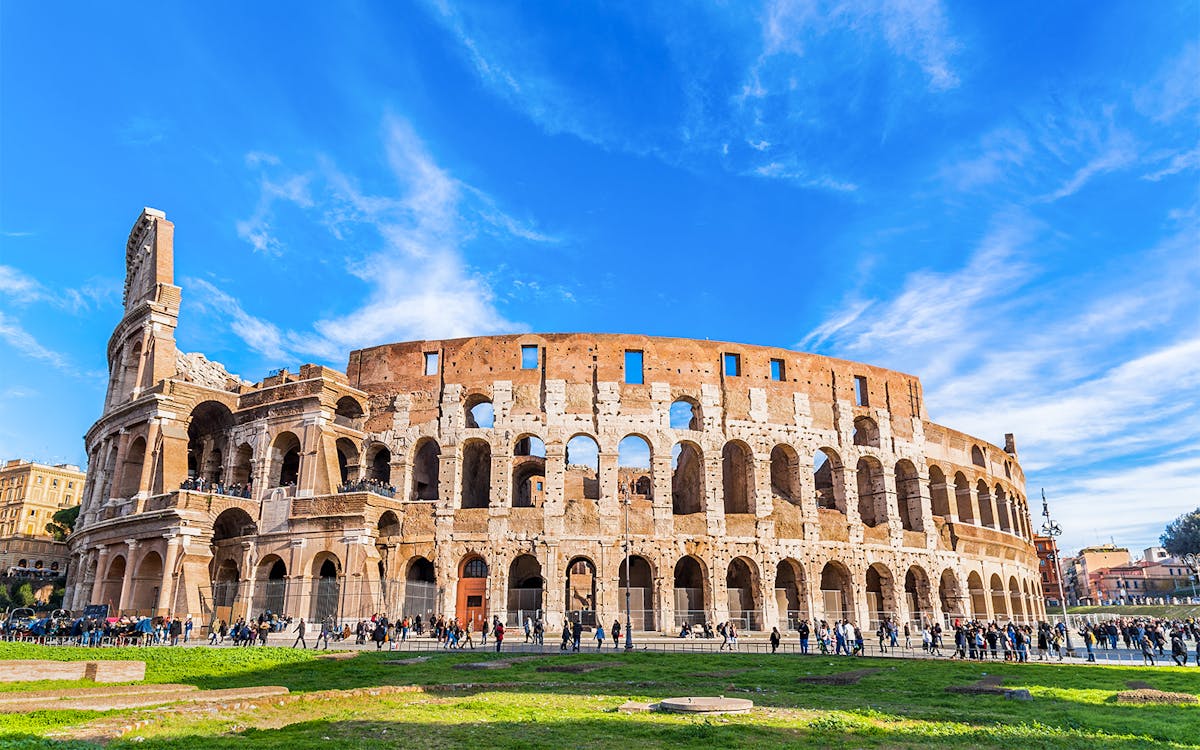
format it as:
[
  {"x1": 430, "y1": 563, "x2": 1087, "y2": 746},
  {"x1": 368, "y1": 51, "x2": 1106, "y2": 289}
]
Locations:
[
  {"x1": 571, "y1": 620, "x2": 583, "y2": 652},
  {"x1": 493, "y1": 617, "x2": 505, "y2": 653},
  {"x1": 560, "y1": 621, "x2": 572, "y2": 651},
  {"x1": 292, "y1": 618, "x2": 307, "y2": 649},
  {"x1": 770, "y1": 626, "x2": 781, "y2": 653},
  {"x1": 1083, "y1": 625, "x2": 1097, "y2": 663},
  {"x1": 1170, "y1": 630, "x2": 1187, "y2": 666},
  {"x1": 594, "y1": 622, "x2": 606, "y2": 651},
  {"x1": 1140, "y1": 633, "x2": 1156, "y2": 666},
  {"x1": 612, "y1": 619, "x2": 621, "y2": 649}
]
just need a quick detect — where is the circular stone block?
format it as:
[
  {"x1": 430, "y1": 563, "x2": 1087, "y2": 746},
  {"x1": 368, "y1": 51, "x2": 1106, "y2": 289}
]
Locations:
[{"x1": 658, "y1": 696, "x2": 754, "y2": 715}]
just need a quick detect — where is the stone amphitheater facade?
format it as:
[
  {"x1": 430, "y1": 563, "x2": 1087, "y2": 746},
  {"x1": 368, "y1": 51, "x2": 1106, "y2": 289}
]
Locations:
[{"x1": 65, "y1": 208, "x2": 1046, "y2": 632}]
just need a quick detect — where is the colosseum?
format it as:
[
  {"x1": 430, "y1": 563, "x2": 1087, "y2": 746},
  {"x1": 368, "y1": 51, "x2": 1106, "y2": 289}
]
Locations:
[{"x1": 65, "y1": 208, "x2": 1046, "y2": 633}]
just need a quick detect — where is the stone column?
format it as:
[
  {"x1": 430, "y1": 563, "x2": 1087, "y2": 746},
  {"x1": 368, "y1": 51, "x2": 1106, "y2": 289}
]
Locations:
[
  {"x1": 89, "y1": 546, "x2": 110, "y2": 605},
  {"x1": 238, "y1": 541, "x2": 258, "y2": 618},
  {"x1": 704, "y1": 452, "x2": 725, "y2": 536},
  {"x1": 156, "y1": 533, "x2": 182, "y2": 615},
  {"x1": 597, "y1": 450, "x2": 619, "y2": 518},
  {"x1": 117, "y1": 540, "x2": 139, "y2": 612}
]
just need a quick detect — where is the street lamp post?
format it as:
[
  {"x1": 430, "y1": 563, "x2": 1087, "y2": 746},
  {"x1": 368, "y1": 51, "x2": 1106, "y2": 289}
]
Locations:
[
  {"x1": 1183, "y1": 553, "x2": 1199, "y2": 601},
  {"x1": 1039, "y1": 489, "x2": 1074, "y2": 657},
  {"x1": 622, "y1": 486, "x2": 633, "y2": 651}
]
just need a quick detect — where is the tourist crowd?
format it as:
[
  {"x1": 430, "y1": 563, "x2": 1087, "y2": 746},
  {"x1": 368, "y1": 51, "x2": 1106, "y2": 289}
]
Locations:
[
  {"x1": 337, "y1": 479, "x2": 397, "y2": 497},
  {"x1": 180, "y1": 477, "x2": 252, "y2": 498}
]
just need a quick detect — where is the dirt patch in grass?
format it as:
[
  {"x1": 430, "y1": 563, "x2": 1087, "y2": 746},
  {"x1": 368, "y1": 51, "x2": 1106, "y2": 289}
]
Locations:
[
  {"x1": 797, "y1": 669, "x2": 881, "y2": 685},
  {"x1": 1115, "y1": 689, "x2": 1198, "y2": 705},
  {"x1": 687, "y1": 669, "x2": 752, "y2": 678}
]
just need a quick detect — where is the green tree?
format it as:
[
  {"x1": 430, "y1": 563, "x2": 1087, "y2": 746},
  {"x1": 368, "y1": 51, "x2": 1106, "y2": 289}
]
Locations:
[
  {"x1": 12, "y1": 582, "x2": 35, "y2": 608},
  {"x1": 44, "y1": 505, "x2": 80, "y2": 542},
  {"x1": 1161, "y1": 507, "x2": 1200, "y2": 557}
]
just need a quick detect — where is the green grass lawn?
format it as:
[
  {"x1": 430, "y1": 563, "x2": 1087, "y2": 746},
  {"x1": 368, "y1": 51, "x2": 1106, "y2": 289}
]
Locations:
[{"x1": 1, "y1": 643, "x2": 1198, "y2": 749}]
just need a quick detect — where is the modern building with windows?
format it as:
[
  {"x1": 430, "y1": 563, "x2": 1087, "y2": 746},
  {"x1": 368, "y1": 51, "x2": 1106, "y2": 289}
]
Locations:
[{"x1": 66, "y1": 208, "x2": 1045, "y2": 630}]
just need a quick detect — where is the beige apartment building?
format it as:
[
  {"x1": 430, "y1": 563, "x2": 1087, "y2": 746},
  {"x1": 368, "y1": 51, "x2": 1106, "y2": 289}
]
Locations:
[{"x1": 0, "y1": 459, "x2": 85, "y2": 576}]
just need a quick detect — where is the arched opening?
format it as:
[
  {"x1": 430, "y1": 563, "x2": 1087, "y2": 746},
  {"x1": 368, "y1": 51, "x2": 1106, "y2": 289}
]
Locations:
[
  {"x1": 377, "y1": 510, "x2": 400, "y2": 538},
  {"x1": 310, "y1": 555, "x2": 341, "y2": 622},
  {"x1": 977, "y1": 480, "x2": 995, "y2": 529},
  {"x1": 990, "y1": 573, "x2": 1008, "y2": 622},
  {"x1": 334, "y1": 396, "x2": 364, "y2": 427},
  {"x1": 213, "y1": 508, "x2": 256, "y2": 542},
  {"x1": 618, "y1": 555, "x2": 655, "y2": 630},
  {"x1": 118, "y1": 437, "x2": 146, "y2": 498},
  {"x1": 928, "y1": 465, "x2": 951, "y2": 520},
  {"x1": 512, "y1": 435, "x2": 546, "y2": 508},
  {"x1": 565, "y1": 435, "x2": 600, "y2": 502},
  {"x1": 722, "y1": 440, "x2": 753, "y2": 514},
  {"x1": 939, "y1": 569, "x2": 964, "y2": 622},
  {"x1": 1008, "y1": 575, "x2": 1025, "y2": 623},
  {"x1": 774, "y1": 559, "x2": 808, "y2": 630},
  {"x1": 130, "y1": 551, "x2": 163, "y2": 613},
  {"x1": 271, "y1": 432, "x2": 301, "y2": 488},
  {"x1": 335, "y1": 438, "x2": 359, "y2": 484},
  {"x1": 121, "y1": 341, "x2": 142, "y2": 401},
  {"x1": 726, "y1": 557, "x2": 761, "y2": 630},
  {"x1": 464, "y1": 394, "x2": 494, "y2": 429},
  {"x1": 954, "y1": 472, "x2": 973, "y2": 523},
  {"x1": 819, "y1": 561, "x2": 854, "y2": 623},
  {"x1": 230, "y1": 443, "x2": 253, "y2": 487},
  {"x1": 187, "y1": 401, "x2": 235, "y2": 484},
  {"x1": 411, "y1": 438, "x2": 441, "y2": 500},
  {"x1": 618, "y1": 435, "x2": 652, "y2": 500},
  {"x1": 211, "y1": 559, "x2": 240, "y2": 610},
  {"x1": 565, "y1": 557, "x2": 597, "y2": 626},
  {"x1": 460, "y1": 439, "x2": 491, "y2": 508},
  {"x1": 995, "y1": 485, "x2": 1012, "y2": 532},
  {"x1": 673, "y1": 556, "x2": 707, "y2": 627},
  {"x1": 895, "y1": 460, "x2": 921, "y2": 531},
  {"x1": 457, "y1": 556, "x2": 488, "y2": 627},
  {"x1": 904, "y1": 566, "x2": 932, "y2": 627},
  {"x1": 814, "y1": 449, "x2": 844, "y2": 512},
  {"x1": 507, "y1": 554, "x2": 543, "y2": 626},
  {"x1": 971, "y1": 445, "x2": 986, "y2": 468},
  {"x1": 671, "y1": 442, "x2": 703, "y2": 515},
  {"x1": 100, "y1": 555, "x2": 126, "y2": 611},
  {"x1": 770, "y1": 444, "x2": 801, "y2": 506},
  {"x1": 366, "y1": 445, "x2": 392, "y2": 484},
  {"x1": 856, "y1": 457, "x2": 886, "y2": 527},
  {"x1": 865, "y1": 563, "x2": 895, "y2": 628},
  {"x1": 257, "y1": 557, "x2": 287, "y2": 615},
  {"x1": 852, "y1": 416, "x2": 879, "y2": 447},
  {"x1": 967, "y1": 571, "x2": 987, "y2": 620},
  {"x1": 669, "y1": 398, "x2": 702, "y2": 430},
  {"x1": 404, "y1": 557, "x2": 436, "y2": 620}
]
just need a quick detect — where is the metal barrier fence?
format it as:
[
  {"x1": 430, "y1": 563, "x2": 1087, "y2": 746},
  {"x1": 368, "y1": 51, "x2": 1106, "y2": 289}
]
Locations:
[{"x1": 4, "y1": 632, "x2": 1190, "y2": 665}]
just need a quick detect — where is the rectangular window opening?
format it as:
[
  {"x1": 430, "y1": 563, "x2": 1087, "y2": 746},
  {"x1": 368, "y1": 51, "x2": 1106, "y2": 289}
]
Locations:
[
  {"x1": 624, "y1": 350, "x2": 644, "y2": 384},
  {"x1": 723, "y1": 353, "x2": 741, "y2": 377},
  {"x1": 854, "y1": 375, "x2": 869, "y2": 406},
  {"x1": 423, "y1": 352, "x2": 439, "y2": 376},
  {"x1": 769, "y1": 358, "x2": 785, "y2": 381},
  {"x1": 521, "y1": 344, "x2": 539, "y2": 370}
]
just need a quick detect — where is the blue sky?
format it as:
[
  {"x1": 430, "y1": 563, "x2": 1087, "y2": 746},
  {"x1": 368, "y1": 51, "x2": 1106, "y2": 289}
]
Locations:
[{"x1": 1, "y1": 1, "x2": 1197, "y2": 556}]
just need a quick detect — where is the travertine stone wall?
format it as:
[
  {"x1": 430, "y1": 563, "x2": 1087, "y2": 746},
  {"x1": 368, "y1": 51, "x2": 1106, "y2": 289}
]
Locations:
[{"x1": 66, "y1": 209, "x2": 1044, "y2": 632}]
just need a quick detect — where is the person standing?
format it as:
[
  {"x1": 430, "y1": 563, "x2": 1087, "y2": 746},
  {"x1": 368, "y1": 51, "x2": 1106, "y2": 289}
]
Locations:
[
  {"x1": 594, "y1": 622, "x2": 606, "y2": 650},
  {"x1": 612, "y1": 619, "x2": 622, "y2": 649},
  {"x1": 770, "y1": 626, "x2": 781, "y2": 653},
  {"x1": 493, "y1": 617, "x2": 505, "y2": 653},
  {"x1": 1170, "y1": 630, "x2": 1188, "y2": 666},
  {"x1": 798, "y1": 620, "x2": 810, "y2": 654},
  {"x1": 571, "y1": 620, "x2": 583, "y2": 652},
  {"x1": 561, "y1": 621, "x2": 572, "y2": 651},
  {"x1": 184, "y1": 616, "x2": 193, "y2": 643},
  {"x1": 292, "y1": 618, "x2": 307, "y2": 649}
]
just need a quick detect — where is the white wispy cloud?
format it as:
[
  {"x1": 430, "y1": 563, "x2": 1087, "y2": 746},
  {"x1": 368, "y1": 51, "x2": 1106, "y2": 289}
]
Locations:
[
  {"x1": 799, "y1": 207, "x2": 1200, "y2": 553},
  {"x1": 1142, "y1": 146, "x2": 1200, "y2": 182},
  {"x1": 212, "y1": 116, "x2": 551, "y2": 364},
  {"x1": 0, "y1": 264, "x2": 121, "y2": 313},
  {"x1": 0, "y1": 311, "x2": 72, "y2": 372}
]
